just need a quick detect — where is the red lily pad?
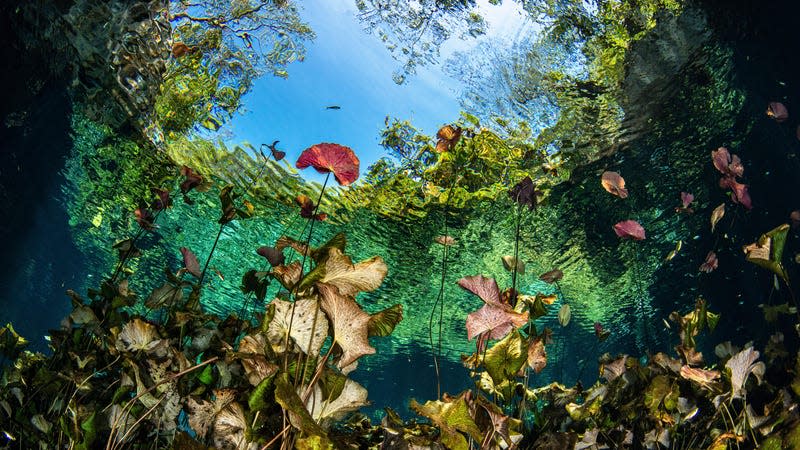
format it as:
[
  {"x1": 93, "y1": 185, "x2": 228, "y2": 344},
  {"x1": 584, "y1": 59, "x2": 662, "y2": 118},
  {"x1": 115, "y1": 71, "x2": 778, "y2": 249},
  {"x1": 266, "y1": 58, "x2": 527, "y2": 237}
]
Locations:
[
  {"x1": 457, "y1": 275, "x2": 501, "y2": 305},
  {"x1": 296, "y1": 143, "x2": 360, "y2": 186},
  {"x1": 613, "y1": 220, "x2": 646, "y2": 240}
]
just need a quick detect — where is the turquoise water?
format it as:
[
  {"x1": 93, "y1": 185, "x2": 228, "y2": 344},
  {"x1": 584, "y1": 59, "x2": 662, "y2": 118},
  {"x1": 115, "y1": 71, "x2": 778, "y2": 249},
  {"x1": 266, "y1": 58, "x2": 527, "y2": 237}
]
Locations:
[{"x1": 3, "y1": 0, "x2": 800, "y2": 427}]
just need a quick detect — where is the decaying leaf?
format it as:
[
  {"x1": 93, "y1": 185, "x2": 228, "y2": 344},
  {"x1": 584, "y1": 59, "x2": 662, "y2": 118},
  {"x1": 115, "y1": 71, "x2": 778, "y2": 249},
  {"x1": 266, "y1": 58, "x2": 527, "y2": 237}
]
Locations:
[
  {"x1": 265, "y1": 298, "x2": 328, "y2": 357},
  {"x1": 237, "y1": 334, "x2": 279, "y2": 386},
  {"x1": 410, "y1": 394, "x2": 483, "y2": 450},
  {"x1": 318, "y1": 283, "x2": 375, "y2": 370},
  {"x1": 539, "y1": 268, "x2": 563, "y2": 284},
  {"x1": 726, "y1": 347, "x2": 765, "y2": 400},
  {"x1": 304, "y1": 378, "x2": 369, "y2": 426},
  {"x1": 527, "y1": 337, "x2": 547, "y2": 374},
  {"x1": 299, "y1": 248, "x2": 387, "y2": 296},
  {"x1": 212, "y1": 402, "x2": 258, "y2": 450}
]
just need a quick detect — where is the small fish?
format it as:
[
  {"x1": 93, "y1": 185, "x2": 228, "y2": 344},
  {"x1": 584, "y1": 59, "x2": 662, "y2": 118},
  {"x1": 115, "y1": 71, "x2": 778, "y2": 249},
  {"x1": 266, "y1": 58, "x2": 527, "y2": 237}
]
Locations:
[
  {"x1": 325, "y1": 105, "x2": 341, "y2": 110},
  {"x1": 662, "y1": 318, "x2": 671, "y2": 330}
]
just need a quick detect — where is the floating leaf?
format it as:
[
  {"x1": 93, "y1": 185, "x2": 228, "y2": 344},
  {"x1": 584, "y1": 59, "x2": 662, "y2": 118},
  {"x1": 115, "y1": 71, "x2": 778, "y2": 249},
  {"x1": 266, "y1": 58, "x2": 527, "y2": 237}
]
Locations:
[
  {"x1": 264, "y1": 140, "x2": 285, "y2": 161},
  {"x1": 613, "y1": 220, "x2": 645, "y2": 240},
  {"x1": 318, "y1": 283, "x2": 375, "y2": 370},
  {"x1": 265, "y1": 298, "x2": 328, "y2": 357},
  {"x1": 539, "y1": 269, "x2": 563, "y2": 284},
  {"x1": 150, "y1": 187, "x2": 172, "y2": 211},
  {"x1": 767, "y1": 101, "x2": 789, "y2": 122},
  {"x1": 710, "y1": 203, "x2": 725, "y2": 232},
  {"x1": 600, "y1": 171, "x2": 628, "y2": 198},
  {"x1": 180, "y1": 247, "x2": 201, "y2": 279},
  {"x1": 296, "y1": 143, "x2": 360, "y2": 186},
  {"x1": 558, "y1": 304, "x2": 571, "y2": 327},
  {"x1": 501, "y1": 256, "x2": 525, "y2": 274},
  {"x1": 719, "y1": 177, "x2": 752, "y2": 209},
  {"x1": 744, "y1": 224, "x2": 790, "y2": 281}
]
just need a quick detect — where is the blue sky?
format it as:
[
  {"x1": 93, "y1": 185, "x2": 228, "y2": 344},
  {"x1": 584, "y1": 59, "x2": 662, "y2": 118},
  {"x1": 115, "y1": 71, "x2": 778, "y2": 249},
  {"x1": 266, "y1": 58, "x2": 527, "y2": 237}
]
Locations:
[{"x1": 226, "y1": 0, "x2": 528, "y2": 178}]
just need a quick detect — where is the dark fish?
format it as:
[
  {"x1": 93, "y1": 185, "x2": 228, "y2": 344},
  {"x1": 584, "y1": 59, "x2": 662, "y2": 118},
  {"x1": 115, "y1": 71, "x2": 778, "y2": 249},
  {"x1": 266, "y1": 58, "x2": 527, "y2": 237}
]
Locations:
[{"x1": 325, "y1": 105, "x2": 341, "y2": 110}]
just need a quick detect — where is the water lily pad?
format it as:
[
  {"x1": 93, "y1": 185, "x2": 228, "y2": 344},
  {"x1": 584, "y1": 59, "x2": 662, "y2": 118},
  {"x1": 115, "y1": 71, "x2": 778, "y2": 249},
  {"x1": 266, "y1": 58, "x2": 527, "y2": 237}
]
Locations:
[{"x1": 296, "y1": 142, "x2": 360, "y2": 186}]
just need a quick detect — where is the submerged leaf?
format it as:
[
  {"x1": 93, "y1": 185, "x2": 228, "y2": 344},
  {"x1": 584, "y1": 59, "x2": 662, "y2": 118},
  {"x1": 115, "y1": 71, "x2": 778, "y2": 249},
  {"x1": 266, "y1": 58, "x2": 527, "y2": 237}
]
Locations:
[
  {"x1": 767, "y1": 101, "x2": 789, "y2": 122},
  {"x1": 527, "y1": 337, "x2": 547, "y2": 373},
  {"x1": 435, "y1": 235, "x2": 456, "y2": 246},
  {"x1": 265, "y1": 298, "x2": 328, "y2": 357},
  {"x1": 743, "y1": 224, "x2": 790, "y2": 281},
  {"x1": 558, "y1": 304, "x2": 571, "y2": 327},
  {"x1": 318, "y1": 283, "x2": 375, "y2": 370},
  {"x1": 501, "y1": 255, "x2": 525, "y2": 274},
  {"x1": 300, "y1": 248, "x2": 387, "y2": 296},
  {"x1": 180, "y1": 247, "x2": 201, "y2": 279},
  {"x1": 726, "y1": 347, "x2": 765, "y2": 400},
  {"x1": 699, "y1": 251, "x2": 718, "y2": 273},
  {"x1": 539, "y1": 269, "x2": 563, "y2": 284},
  {"x1": 256, "y1": 246, "x2": 285, "y2": 267},
  {"x1": 509, "y1": 176, "x2": 539, "y2": 210},
  {"x1": 304, "y1": 378, "x2": 369, "y2": 426},
  {"x1": 457, "y1": 275, "x2": 501, "y2": 305},
  {"x1": 435, "y1": 125, "x2": 462, "y2": 153},
  {"x1": 484, "y1": 330, "x2": 528, "y2": 386},
  {"x1": 367, "y1": 304, "x2": 403, "y2": 337},
  {"x1": 410, "y1": 395, "x2": 482, "y2": 450}
]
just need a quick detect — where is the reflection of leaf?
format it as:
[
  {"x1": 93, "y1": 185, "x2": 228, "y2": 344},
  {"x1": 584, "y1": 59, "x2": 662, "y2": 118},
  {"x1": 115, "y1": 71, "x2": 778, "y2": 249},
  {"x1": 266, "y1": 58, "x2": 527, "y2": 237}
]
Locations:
[
  {"x1": 272, "y1": 262, "x2": 302, "y2": 290},
  {"x1": 558, "y1": 304, "x2": 571, "y2": 327},
  {"x1": 744, "y1": 224, "x2": 790, "y2": 281},
  {"x1": 318, "y1": 283, "x2": 375, "y2": 370}
]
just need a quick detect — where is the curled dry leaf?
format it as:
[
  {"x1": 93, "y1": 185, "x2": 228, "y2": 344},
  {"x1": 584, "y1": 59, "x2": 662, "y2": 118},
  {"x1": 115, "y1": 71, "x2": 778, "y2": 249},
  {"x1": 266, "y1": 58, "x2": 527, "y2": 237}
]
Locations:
[
  {"x1": 710, "y1": 203, "x2": 725, "y2": 232},
  {"x1": 304, "y1": 378, "x2": 369, "y2": 425},
  {"x1": 435, "y1": 125, "x2": 462, "y2": 153},
  {"x1": 600, "y1": 171, "x2": 628, "y2": 198},
  {"x1": 527, "y1": 337, "x2": 547, "y2": 373},
  {"x1": 679, "y1": 365, "x2": 720, "y2": 385},
  {"x1": 115, "y1": 318, "x2": 162, "y2": 353},
  {"x1": 212, "y1": 402, "x2": 258, "y2": 450},
  {"x1": 613, "y1": 220, "x2": 645, "y2": 240},
  {"x1": 237, "y1": 334, "x2": 278, "y2": 386}
]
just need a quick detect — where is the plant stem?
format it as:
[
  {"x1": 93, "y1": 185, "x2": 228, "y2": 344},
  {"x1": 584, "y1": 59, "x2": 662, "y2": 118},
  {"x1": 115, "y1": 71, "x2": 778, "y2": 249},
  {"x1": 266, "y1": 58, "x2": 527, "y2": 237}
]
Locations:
[{"x1": 198, "y1": 223, "x2": 226, "y2": 288}]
